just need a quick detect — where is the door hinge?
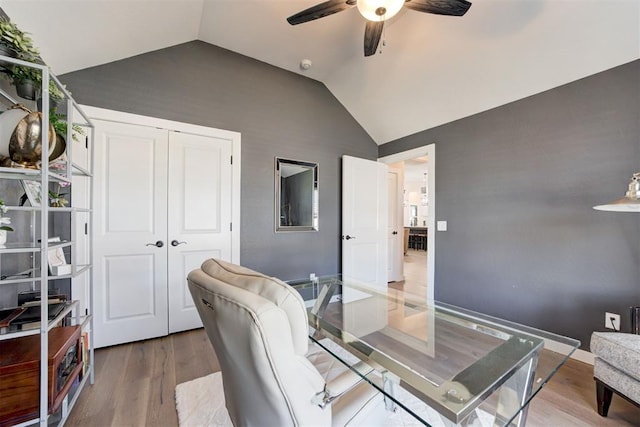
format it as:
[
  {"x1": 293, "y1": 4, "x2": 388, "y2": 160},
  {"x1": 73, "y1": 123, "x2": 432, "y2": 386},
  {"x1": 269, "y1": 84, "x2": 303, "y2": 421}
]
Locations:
[
  {"x1": 85, "y1": 136, "x2": 88, "y2": 149},
  {"x1": 230, "y1": 223, "x2": 232, "y2": 232},
  {"x1": 230, "y1": 155, "x2": 233, "y2": 165},
  {"x1": 84, "y1": 223, "x2": 88, "y2": 235}
]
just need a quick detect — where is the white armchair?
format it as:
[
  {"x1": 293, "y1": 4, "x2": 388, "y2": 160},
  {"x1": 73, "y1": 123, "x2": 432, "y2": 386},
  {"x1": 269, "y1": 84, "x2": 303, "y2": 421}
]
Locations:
[{"x1": 187, "y1": 259, "x2": 384, "y2": 426}]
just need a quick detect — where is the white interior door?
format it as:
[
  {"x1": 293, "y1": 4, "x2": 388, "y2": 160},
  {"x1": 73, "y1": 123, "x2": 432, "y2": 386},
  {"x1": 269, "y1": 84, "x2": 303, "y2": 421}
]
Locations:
[
  {"x1": 387, "y1": 167, "x2": 404, "y2": 282},
  {"x1": 167, "y1": 131, "x2": 233, "y2": 333},
  {"x1": 342, "y1": 156, "x2": 388, "y2": 288},
  {"x1": 93, "y1": 120, "x2": 169, "y2": 348}
]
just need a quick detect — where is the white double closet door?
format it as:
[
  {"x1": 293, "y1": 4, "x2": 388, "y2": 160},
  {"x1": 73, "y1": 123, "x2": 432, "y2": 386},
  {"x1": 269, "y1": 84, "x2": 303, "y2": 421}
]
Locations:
[{"x1": 93, "y1": 119, "x2": 234, "y2": 348}]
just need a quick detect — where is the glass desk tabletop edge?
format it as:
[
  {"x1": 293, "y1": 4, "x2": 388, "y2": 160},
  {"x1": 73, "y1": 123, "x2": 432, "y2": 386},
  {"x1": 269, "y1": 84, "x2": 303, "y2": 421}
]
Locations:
[{"x1": 291, "y1": 276, "x2": 581, "y2": 425}]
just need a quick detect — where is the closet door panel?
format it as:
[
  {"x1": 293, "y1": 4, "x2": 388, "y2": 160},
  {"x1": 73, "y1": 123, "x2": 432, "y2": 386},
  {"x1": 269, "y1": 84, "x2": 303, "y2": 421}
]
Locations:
[
  {"x1": 167, "y1": 132, "x2": 233, "y2": 333},
  {"x1": 182, "y1": 146, "x2": 222, "y2": 231},
  {"x1": 104, "y1": 254, "x2": 156, "y2": 318},
  {"x1": 93, "y1": 120, "x2": 169, "y2": 348}
]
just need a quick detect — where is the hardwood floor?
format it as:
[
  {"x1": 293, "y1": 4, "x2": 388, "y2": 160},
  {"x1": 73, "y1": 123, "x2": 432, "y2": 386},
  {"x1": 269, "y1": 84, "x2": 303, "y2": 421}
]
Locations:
[
  {"x1": 66, "y1": 330, "x2": 220, "y2": 427},
  {"x1": 400, "y1": 249, "x2": 428, "y2": 298},
  {"x1": 66, "y1": 329, "x2": 640, "y2": 426}
]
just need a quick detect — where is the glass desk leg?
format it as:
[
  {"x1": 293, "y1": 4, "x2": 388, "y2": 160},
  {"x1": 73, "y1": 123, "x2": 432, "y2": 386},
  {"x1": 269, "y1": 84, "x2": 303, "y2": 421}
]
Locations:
[
  {"x1": 311, "y1": 281, "x2": 338, "y2": 317},
  {"x1": 382, "y1": 370, "x2": 399, "y2": 412},
  {"x1": 494, "y1": 352, "x2": 539, "y2": 427},
  {"x1": 439, "y1": 411, "x2": 481, "y2": 427}
]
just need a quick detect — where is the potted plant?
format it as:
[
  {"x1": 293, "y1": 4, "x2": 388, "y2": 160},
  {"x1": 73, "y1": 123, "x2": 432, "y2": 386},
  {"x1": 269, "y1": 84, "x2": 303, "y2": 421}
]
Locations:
[
  {"x1": 36, "y1": 80, "x2": 66, "y2": 111},
  {"x1": 4, "y1": 64, "x2": 65, "y2": 104},
  {"x1": 48, "y1": 110, "x2": 86, "y2": 163},
  {"x1": 5, "y1": 64, "x2": 41, "y2": 100},
  {"x1": 48, "y1": 81, "x2": 65, "y2": 101},
  {"x1": 0, "y1": 18, "x2": 39, "y2": 67},
  {"x1": 48, "y1": 183, "x2": 68, "y2": 208},
  {"x1": 50, "y1": 110, "x2": 85, "y2": 142}
]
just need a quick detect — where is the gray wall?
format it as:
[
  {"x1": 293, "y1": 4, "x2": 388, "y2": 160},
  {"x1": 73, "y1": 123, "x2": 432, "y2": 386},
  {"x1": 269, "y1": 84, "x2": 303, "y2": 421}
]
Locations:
[
  {"x1": 60, "y1": 41, "x2": 378, "y2": 281},
  {"x1": 380, "y1": 60, "x2": 640, "y2": 348}
]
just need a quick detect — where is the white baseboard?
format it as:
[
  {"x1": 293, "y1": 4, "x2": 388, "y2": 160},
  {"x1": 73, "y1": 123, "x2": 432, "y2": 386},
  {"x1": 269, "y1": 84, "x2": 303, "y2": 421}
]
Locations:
[
  {"x1": 570, "y1": 348, "x2": 595, "y2": 365},
  {"x1": 545, "y1": 338, "x2": 594, "y2": 365}
]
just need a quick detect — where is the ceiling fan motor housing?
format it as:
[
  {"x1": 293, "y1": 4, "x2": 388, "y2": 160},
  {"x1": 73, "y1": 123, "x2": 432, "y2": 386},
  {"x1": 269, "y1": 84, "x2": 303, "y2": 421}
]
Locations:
[
  {"x1": 357, "y1": 0, "x2": 404, "y2": 21},
  {"x1": 286, "y1": 0, "x2": 472, "y2": 57}
]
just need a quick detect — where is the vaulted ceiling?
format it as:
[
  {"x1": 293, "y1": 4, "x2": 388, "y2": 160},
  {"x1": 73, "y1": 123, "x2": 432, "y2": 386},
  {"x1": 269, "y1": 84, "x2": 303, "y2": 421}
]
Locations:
[{"x1": 3, "y1": 0, "x2": 639, "y2": 144}]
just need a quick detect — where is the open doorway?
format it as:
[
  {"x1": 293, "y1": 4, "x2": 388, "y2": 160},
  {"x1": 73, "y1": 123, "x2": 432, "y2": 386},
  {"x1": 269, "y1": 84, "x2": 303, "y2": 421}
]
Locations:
[{"x1": 379, "y1": 144, "x2": 435, "y2": 303}]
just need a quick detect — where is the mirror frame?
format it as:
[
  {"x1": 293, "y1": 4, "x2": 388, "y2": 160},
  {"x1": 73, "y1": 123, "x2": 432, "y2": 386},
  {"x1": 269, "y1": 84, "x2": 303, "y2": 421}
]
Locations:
[{"x1": 275, "y1": 157, "x2": 319, "y2": 232}]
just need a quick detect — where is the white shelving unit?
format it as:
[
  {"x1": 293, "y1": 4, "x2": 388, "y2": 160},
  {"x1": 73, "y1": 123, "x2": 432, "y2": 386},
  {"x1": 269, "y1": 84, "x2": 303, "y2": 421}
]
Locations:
[{"x1": 0, "y1": 54, "x2": 94, "y2": 426}]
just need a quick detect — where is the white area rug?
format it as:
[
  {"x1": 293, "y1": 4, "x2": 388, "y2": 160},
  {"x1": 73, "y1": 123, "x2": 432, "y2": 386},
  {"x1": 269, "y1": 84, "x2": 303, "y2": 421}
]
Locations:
[
  {"x1": 175, "y1": 371, "x2": 495, "y2": 427},
  {"x1": 175, "y1": 372, "x2": 232, "y2": 427}
]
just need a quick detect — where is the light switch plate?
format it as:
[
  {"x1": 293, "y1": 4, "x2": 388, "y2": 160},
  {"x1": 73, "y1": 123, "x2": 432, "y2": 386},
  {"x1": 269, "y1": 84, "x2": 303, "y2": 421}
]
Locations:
[{"x1": 437, "y1": 221, "x2": 447, "y2": 231}]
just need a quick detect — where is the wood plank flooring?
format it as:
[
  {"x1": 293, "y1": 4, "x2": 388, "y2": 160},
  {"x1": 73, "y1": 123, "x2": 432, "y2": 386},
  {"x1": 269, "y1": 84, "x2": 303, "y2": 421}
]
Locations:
[{"x1": 65, "y1": 328, "x2": 640, "y2": 426}]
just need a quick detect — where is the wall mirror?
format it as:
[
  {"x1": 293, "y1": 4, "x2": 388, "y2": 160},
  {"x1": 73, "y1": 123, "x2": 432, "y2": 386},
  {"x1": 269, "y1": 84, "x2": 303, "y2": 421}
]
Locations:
[{"x1": 275, "y1": 157, "x2": 318, "y2": 232}]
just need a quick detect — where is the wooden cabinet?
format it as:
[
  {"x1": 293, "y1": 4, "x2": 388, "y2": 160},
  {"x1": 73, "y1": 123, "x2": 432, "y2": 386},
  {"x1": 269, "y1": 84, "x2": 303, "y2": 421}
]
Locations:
[{"x1": 0, "y1": 326, "x2": 83, "y2": 427}]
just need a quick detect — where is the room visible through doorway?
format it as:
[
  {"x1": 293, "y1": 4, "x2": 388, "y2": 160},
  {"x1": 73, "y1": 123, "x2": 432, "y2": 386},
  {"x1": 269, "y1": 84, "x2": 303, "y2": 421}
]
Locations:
[
  {"x1": 379, "y1": 144, "x2": 435, "y2": 303},
  {"x1": 401, "y1": 156, "x2": 429, "y2": 298}
]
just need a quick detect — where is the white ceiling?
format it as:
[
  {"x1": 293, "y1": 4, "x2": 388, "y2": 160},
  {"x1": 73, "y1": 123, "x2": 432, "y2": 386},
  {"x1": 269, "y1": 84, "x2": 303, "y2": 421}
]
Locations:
[{"x1": 3, "y1": 0, "x2": 639, "y2": 145}]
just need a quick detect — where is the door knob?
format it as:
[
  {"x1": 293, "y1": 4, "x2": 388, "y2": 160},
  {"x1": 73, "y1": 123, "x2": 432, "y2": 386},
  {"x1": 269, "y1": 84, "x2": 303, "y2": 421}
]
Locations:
[
  {"x1": 392, "y1": 231, "x2": 398, "y2": 235},
  {"x1": 146, "y1": 240, "x2": 164, "y2": 248},
  {"x1": 344, "y1": 235, "x2": 356, "y2": 240},
  {"x1": 171, "y1": 240, "x2": 187, "y2": 247}
]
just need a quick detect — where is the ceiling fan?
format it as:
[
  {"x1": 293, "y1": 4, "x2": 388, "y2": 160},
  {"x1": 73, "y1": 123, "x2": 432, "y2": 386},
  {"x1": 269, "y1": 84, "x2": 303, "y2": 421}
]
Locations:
[{"x1": 287, "y1": 0, "x2": 472, "y2": 57}]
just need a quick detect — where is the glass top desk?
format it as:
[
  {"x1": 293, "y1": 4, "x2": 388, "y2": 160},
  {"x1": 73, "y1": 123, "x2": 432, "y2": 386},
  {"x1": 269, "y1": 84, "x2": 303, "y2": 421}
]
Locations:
[{"x1": 291, "y1": 276, "x2": 580, "y2": 426}]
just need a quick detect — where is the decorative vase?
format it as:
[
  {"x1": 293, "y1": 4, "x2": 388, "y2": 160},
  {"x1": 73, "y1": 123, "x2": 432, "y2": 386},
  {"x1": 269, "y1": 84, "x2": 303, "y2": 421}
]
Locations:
[
  {"x1": 9, "y1": 111, "x2": 55, "y2": 166},
  {"x1": 14, "y1": 79, "x2": 37, "y2": 101},
  {"x1": 0, "y1": 230, "x2": 7, "y2": 246},
  {"x1": 0, "y1": 105, "x2": 30, "y2": 158},
  {"x1": 49, "y1": 133, "x2": 66, "y2": 162}
]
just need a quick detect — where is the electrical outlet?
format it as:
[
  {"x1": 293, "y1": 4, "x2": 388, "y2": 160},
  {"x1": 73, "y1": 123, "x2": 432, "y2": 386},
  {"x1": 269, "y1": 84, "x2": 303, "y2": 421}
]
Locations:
[{"x1": 605, "y1": 312, "x2": 621, "y2": 331}]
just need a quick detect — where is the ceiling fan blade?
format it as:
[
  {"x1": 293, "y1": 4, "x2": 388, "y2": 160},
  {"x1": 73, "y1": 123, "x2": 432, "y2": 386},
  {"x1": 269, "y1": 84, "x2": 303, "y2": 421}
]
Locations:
[
  {"x1": 404, "y1": 0, "x2": 472, "y2": 16},
  {"x1": 287, "y1": 0, "x2": 356, "y2": 25},
  {"x1": 364, "y1": 21, "x2": 384, "y2": 57}
]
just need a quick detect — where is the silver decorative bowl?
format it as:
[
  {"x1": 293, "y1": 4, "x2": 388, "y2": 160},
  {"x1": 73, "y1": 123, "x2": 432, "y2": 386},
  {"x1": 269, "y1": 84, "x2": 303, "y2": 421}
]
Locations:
[{"x1": 9, "y1": 111, "x2": 55, "y2": 166}]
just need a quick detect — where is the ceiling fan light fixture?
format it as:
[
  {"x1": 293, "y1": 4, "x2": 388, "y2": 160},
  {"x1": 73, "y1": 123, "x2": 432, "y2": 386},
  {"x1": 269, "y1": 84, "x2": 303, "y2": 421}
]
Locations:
[
  {"x1": 593, "y1": 172, "x2": 640, "y2": 212},
  {"x1": 357, "y1": 0, "x2": 404, "y2": 22}
]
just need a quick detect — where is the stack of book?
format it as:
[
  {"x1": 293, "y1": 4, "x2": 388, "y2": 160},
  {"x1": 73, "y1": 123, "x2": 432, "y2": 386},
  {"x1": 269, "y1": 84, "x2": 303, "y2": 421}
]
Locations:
[{"x1": 0, "y1": 300, "x2": 69, "y2": 334}]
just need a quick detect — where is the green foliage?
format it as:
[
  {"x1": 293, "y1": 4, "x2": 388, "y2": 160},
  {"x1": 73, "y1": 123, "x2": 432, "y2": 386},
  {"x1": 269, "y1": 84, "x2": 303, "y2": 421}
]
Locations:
[
  {"x1": 4, "y1": 64, "x2": 67, "y2": 101},
  {"x1": 0, "y1": 18, "x2": 39, "y2": 61},
  {"x1": 0, "y1": 19, "x2": 66, "y2": 101},
  {"x1": 49, "y1": 111, "x2": 86, "y2": 142},
  {"x1": 49, "y1": 81, "x2": 65, "y2": 100},
  {"x1": 7, "y1": 64, "x2": 40, "y2": 83}
]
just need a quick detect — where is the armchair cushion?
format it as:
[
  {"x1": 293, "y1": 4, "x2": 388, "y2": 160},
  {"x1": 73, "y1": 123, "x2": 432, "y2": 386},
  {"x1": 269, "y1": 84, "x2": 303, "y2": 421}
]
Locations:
[
  {"x1": 591, "y1": 332, "x2": 640, "y2": 380},
  {"x1": 590, "y1": 332, "x2": 640, "y2": 415}
]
